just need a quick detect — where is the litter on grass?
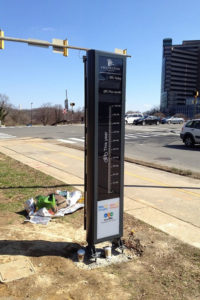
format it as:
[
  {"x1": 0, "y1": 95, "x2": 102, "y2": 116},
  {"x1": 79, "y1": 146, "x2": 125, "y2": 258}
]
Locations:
[{"x1": 24, "y1": 190, "x2": 84, "y2": 225}]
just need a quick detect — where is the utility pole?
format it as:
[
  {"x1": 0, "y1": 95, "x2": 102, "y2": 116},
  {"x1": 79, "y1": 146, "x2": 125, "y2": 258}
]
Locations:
[
  {"x1": 64, "y1": 90, "x2": 69, "y2": 123},
  {"x1": 70, "y1": 102, "x2": 75, "y2": 123},
  {"x1": 30, "y1": 102, "x2": 33, "y2": 126}
]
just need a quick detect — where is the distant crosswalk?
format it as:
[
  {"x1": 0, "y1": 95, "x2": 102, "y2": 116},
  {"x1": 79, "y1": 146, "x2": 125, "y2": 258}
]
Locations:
[
  {"x1": 0, "y1": 133, "x2": 16, "y2": 139},
  {"x1": 57, "y1": 137, "x2": 85, "y2": 144},
  {"x1": 125, "y1": 131, "x2": 179, "y2": 140},
  {"x1": 57, "y1": 131, "x2": 180, "y2": 145}
]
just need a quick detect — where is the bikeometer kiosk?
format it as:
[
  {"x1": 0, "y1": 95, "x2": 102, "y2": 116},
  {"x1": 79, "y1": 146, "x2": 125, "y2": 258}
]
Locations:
[{"x1": 85, "y1": 50, "x2": 126, "y2": 256}]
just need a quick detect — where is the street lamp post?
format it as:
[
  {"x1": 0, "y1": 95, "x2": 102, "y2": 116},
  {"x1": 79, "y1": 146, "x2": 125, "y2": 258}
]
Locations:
[
  {"x1": 30, "y1": 102, "x2": 33, "y2": 125},
  {"x1": 70, "y1": 102, "x2": 75, "y2": 123}
]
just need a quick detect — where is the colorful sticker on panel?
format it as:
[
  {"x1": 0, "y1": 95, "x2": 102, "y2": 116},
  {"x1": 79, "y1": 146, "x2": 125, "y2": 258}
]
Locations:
[{"x1": 97, "y1": 197, "x2": 120, "y2": 239}]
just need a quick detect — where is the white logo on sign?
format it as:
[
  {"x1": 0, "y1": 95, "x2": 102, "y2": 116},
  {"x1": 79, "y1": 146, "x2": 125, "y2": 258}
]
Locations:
[{"x1": 107, "y1": 59, "x2": 114, "y2": 67}]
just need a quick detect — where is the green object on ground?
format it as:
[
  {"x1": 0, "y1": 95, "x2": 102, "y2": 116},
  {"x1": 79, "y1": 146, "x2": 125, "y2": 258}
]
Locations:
[{"x1": 36, "y1": 194, "x2": 56, "y2": 210}]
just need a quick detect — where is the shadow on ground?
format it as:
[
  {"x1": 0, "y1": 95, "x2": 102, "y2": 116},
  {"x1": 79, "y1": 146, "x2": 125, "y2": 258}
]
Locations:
[
  {"x1": 0, "y1": 184, "x2": 84, "y2": 190},
  {"x1": 124, "y1": 184, "x2": 200, "y2": 189},
  {"x1": 164, "y1": 144, "x2": 200, "y2": 151},
  {"x1": 0, "y1": 240, "x2": 81, "y2": 258}
]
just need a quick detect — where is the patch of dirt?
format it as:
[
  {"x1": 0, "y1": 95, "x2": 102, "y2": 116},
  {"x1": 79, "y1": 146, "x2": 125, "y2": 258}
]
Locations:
[{"x1": 0, "y1": 211, "x2": 200, "y2": 300}]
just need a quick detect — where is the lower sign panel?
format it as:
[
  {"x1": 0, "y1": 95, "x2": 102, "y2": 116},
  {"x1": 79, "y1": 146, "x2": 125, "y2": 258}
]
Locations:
[{"x1": 97, "y1": 197, "x2": 120, "y2": 239}]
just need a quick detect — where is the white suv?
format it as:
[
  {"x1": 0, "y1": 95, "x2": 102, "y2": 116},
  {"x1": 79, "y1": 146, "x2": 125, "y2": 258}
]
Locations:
[
  {"x1": 180, "y1": 119, "x2": 200, "y2": 147},
  {"x1": 125, "y1": 113, "x2": 143, "y2": 125}
]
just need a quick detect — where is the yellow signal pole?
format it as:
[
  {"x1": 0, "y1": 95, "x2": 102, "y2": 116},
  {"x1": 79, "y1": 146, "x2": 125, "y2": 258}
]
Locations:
[
  {"x1": 0, "y1": 31, "x2": 131, "y2": 58},
  {"x1": 63, "y1": 39, "x2": 68, "y2": 57},
  {"x1": 194, "y1": 91, "x2": 199, "y2": 118},
  {"x1": 0, "y1": 30, "x2": 4, "y2": 49}
]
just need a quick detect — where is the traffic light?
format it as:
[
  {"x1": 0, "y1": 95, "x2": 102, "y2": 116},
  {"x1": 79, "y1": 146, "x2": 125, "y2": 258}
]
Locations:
[
  {"x1": 0, "y1": 30, "x2": 4, "y2": 50},
  {"x1": 193, "y1": 90, "x2": 199, "y2": 97},
  {"x1": 63, "y1": 39, "x2": 68, "y2": 57}
]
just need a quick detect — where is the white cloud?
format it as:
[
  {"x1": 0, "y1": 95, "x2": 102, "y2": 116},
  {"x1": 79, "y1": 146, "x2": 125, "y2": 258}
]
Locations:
[{"x1": 42, "y1": 27, "x2": 55, "y2": 32}]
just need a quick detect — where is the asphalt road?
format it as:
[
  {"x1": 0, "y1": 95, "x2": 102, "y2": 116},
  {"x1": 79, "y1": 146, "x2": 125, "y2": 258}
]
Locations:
[{"x1": 0, "y1": 123, "x2": 199, "y2": 173}]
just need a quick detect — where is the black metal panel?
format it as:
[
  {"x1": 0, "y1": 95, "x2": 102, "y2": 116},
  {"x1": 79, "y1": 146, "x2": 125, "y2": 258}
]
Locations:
[{"x1": 85, "y1": 50, "x2": 126, "y2": 245}]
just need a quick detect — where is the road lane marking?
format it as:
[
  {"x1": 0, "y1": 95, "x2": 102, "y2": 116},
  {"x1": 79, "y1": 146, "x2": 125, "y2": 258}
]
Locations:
[
  {"x1": 69, "y1": 138, "x2": 84, "y2": 142},
  {"x1": 41, "y1": 156, "x2": 68, "y2": 168},
  {"x1": 125, "y1": 135, "x2": 138, "y2": 139},
  {"x1": 125, "y1": 136, "x2": 133, "y2": 140},
  {"x1": 57, "y1": 139, "x2": 76, "y2": 144},
  {"x1": 60, "y1": 152, "x2": 83, "y2": 161},
  {"x1": 139, "y1": 135, "x2": 149, "y2": 138},
  {"x1": 30, "y1": 143, "x2": 57, "y2": 152},
  {"x1": 30, "y1": 143, "x2": 83, "y2": 161},
  {"x1": 0, "y1": 133, "x2": 16, "y2": 139}
]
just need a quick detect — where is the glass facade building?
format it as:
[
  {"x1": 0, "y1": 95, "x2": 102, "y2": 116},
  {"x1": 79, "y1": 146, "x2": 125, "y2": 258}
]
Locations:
[{"x1": 160, "y1": 38, "x2": 200, "y2": 117}]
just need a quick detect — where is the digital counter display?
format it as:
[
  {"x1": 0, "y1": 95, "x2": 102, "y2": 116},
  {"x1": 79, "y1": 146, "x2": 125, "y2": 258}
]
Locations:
[{"x1": 98, "y1": 56, "x2": 123, "y2": 201}]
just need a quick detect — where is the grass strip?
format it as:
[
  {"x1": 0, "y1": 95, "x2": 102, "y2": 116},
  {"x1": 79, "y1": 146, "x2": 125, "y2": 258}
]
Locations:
[{"x1": 0, "y1": 152, "x2": 72, "y2": 213}]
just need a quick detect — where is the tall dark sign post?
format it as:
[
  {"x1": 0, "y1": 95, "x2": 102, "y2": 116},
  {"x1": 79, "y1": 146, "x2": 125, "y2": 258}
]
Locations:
[{"x1": 84, "y1": 50, "x2": 126, "y2": 256}]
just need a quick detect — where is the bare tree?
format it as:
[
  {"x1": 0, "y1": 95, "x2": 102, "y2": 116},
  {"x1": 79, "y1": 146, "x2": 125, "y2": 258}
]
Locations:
[
  {"x1": 37, "y1": 103, "x2": 52, "y2": 125},
  {"x1": 144, "y1": 105, "x2": 162, "y2": 116},
  {"x1": 73, "y1": 107, "x2": 84, "y2": 123},
  {"x1": 174, "y1": 113, "x2": 187, "y2": 120},
  {"x1": 0, "y1": 94, "x2": 10, "y2": 125},
  {"x1": 126, "y1": 110, "x2": 140, "y2": 114},
  {"x1": 53, "y1": 105, "x2": 63, "y2": 124}
]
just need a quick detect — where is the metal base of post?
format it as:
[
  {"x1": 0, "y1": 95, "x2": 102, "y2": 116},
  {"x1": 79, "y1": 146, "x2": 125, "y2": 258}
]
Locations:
[
  {"x1": 112, "y1": 238, "x2": 125, "y2": 253},
  {"x1": 86, "y1": 244, "x2": 99, "y2": 262}
]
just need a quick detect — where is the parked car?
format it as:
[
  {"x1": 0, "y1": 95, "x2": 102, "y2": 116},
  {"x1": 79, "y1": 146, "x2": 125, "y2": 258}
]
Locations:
[
  {"x1": 134, "y1": 115, "x2": 160, "y2": 125},
  {"x1": 165, "y1": 116, "x2": 184, "y2": 124},
  {"x1": 161, "y1": 117, "x2": 170, "y2": 124},
  {"x1": 125, "y1": 113, "x2": 143, "y2": 125},
  {"x1": 180, "y1": 119, "x2": 200, "y2": 147}
]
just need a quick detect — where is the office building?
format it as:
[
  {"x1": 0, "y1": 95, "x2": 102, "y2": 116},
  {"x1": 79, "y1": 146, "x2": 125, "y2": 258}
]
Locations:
[{"x1": 160, "y1": 38, "x2": 200, "y2": 117}]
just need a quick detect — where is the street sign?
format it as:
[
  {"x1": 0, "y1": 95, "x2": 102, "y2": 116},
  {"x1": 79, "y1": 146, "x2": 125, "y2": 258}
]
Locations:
[
  {"x1": 52, "y1": 38, "x2": 64, "y2": 53},
  {"x1": 85, "y1": 50, "x2": 126, "y2": 247},
  {"x1": 115, "y1": 48, "x2": 127, "y2": 55},
  {"x1": 52, "y1": 38, "x2": 68, "y2": 56}
]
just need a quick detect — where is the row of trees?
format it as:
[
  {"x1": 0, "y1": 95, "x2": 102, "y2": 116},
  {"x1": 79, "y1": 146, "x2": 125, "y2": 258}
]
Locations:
[
  {"x1": 2, "y1": 95, "x2": 199, "y2": 126},
  {"x1": 0, "y1": 94, "x2": 84, "y2": 126}
]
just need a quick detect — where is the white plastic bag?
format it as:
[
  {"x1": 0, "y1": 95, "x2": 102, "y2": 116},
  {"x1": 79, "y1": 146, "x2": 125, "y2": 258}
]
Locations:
[
  {"x1": 67, "y1": 191, "x2": 82, "y2": 206},
  {"x1": 24, "y1": 198, "x2": 35, "y2": 215}
]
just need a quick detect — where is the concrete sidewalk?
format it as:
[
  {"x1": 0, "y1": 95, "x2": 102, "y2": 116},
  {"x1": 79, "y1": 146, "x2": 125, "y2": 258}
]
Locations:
[{"x1": 0, "y1": 138, "x2": 200, "y2": 249}]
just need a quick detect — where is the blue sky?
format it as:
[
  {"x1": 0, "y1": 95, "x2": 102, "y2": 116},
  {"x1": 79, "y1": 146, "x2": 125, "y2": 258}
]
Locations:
[{"x1": 1, "y1": 0, "x2": 200, "y2": 112}]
